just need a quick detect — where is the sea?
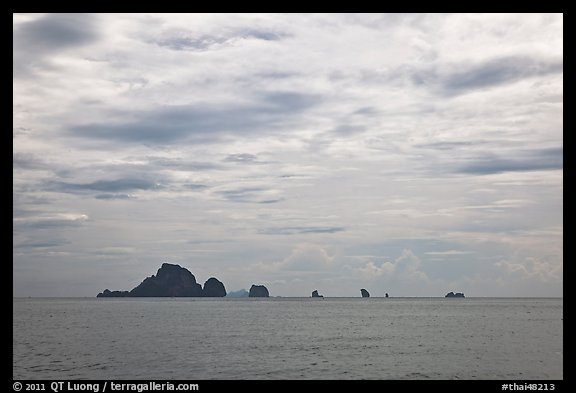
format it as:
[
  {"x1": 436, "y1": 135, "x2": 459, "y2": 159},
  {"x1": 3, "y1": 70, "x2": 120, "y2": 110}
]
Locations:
[{"x1": 13, "y1": 297, "x2": 562, "y2": 380}]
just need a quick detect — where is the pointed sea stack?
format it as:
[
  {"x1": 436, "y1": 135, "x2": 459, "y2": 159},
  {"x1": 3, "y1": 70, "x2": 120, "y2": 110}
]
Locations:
[
  {"x1": 202, "y1": 277, "x2": 227, "y2": 297},
  {"x1": 311, "y1": 290, "x2": 324, "y2": 298},
  {"x1": 249, "y1": 284, "x2": 269, "y2": 297},
  {"x1": 361, "y1": 288, "x2": 370, "y2": 298}
]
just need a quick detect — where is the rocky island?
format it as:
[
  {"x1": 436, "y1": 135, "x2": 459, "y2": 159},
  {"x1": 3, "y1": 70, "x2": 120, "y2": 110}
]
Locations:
[
  {"x1": 248, "y1": 284, "x2": 269, "y2": 297},
  {"x1": 202, "y1": 277, "x2": 226, "y2": 297},
  {"x1": 226, "y1": 289, "x2": 249, "y2": 298},
  {"x1": 97, "y1": 263, "x2": 226, "y2": 297},
  {"x1": 311, "y1": 290, "x2": 324, "y2": 298},
  {"x1": 97, "y1": 289, "x2": 130, "y2": 297},
  {"x1": 445, "y1": 291, "x2": 465, "y2": 298}
]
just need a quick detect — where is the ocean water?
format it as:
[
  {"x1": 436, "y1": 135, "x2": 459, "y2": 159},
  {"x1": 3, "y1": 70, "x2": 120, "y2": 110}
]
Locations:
[{"x1": 13, "y1": 297, "x2": 562, "y2": 380}]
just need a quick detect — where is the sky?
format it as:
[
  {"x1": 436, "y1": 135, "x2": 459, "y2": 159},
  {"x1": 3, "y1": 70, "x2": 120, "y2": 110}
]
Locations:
[{"x1": 13, "y1": 13, "x2": 563, "y2": 297}]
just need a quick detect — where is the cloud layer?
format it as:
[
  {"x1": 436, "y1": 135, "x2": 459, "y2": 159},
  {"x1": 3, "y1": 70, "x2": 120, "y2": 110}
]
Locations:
[{"x1": 13, "y1": 13, "x2": 563, "y2": 297}]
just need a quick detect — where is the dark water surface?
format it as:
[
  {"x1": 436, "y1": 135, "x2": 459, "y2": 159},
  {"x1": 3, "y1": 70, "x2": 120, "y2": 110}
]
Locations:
[{"x1": 13, "y1": 297, "x2": 563, "y2": 379}]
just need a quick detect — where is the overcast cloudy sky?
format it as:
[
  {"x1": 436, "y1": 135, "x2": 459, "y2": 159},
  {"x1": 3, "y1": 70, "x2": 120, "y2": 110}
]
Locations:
[{"x1": 13, "y1": 13, "x2": 563, "y2": 297}]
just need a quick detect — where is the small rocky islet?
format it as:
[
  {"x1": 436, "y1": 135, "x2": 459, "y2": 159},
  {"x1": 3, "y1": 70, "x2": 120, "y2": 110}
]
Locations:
[
  {"x1": 445, "y1": 291, "x2": 465, "y2": 298},
  {"x1": 248, "y1": 284, "x2": 269, "y2": 298}
]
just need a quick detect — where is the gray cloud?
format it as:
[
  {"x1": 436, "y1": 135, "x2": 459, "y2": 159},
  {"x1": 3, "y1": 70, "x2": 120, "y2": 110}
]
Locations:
[
  {"x1": 13, "y1": 194, "x2": 53, "y2": 211},
  {"x1": 143, "y1": 157, "x2": 223, "y2": 171},
  {"x1": 71, "y1": 92, "x2": 320, "y2": 144},
  {"x1": 363, "y1": 55, "x2": 562, "y2": 97},
  {"x1": 218, "y1": 187, "x2": 283, "y2": 204},
  {"x1": 406, "y1": 55, "x2": 564, "y2": 96},
  {"x1": 14, "y1": 153, "x2": 217, "y2": 202},
  {"x1": 257, "y1": 71, "x2": 298, "y2": 79},
  {"x1": 222, "y1": 153, "x2": 272, "y2": 166},
  {"x1": 18, "y1": 13, "x2": 97, "y2": 48},
  {"x1": 49, "y1": 178, "x2": 162, "y2": 194},
  {"x1": 440, "y1": 56, "x2": 563, "y2": 94},
  {"x1": 13, "y1": 127, "x2": 32, "y2": 137},
  {"x1": 456, "y1": 147, "x2": 563, "y2": 175},
  {"x1": 264, "y1": 92, "x2": 318, "y2": 111},
  {"x1": 94, "y1": 193, "x2": 136, "y2": 200},
  {"x1": 14, "y1": 13, "x2": 99, "y2": 77},
  {"x1": 258, "y1": 200, "x2": 283, "y2": 204},
  {"x1": 13, "y1": 153, "x2": 48, "y2": 170},
  {"x1": 224, "y1": 153, "x2": 258, "y2": 163},
  {"x1": 184, "y1": 183, "x2": 209, "y2": 190},
  {"x1": 241, "y1": 29, "x2": 287, "y2": 41},
  {"x1": 331, "y1": 124, "x2": 367, "y2": 136},
  {"x1": 14, "y1": 239, "x2": 70, "y2": 249},
  {"x1": 416, "y1": 141, "x2": 484, "y2": 151},
  {"x1": 352, "y1": 107, "x2": 380, "y2": 116},
  {"x1": 155, "y1": 36, "x2": 219, "y2": 51},
  {"x1": 258, "y1": 226, "x2": 345, "y2": 235},
  {"x1": 14, "y1": 214, "x2": 89, "y2": 230},
  {"x1": 153, "y1": 28, "x2": 287, "y2": 51}
]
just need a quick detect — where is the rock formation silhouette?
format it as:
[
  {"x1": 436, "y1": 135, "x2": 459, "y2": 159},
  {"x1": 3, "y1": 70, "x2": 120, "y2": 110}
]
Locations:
[
  {"x1": 96, "y1": 289, "x2": 130, "y2": 298},
  {"x1": 249, "y1": 284, "x2": 269, "y2": 297},
  {"x1": 202, "y1": 277, "x2": 227, "y2": 297},
  {"x1": 129, "y1": 263, "x2": 203, "y2": 297},
  {"x1": 445, "y1": 291, "x2": 465, "y2": 298},
  {"x1": 97, "y1": 263, "x2": 225, "y2": 297},
  {"x1": 226, "y1": 289, "x2": 249, "y2": 298}
]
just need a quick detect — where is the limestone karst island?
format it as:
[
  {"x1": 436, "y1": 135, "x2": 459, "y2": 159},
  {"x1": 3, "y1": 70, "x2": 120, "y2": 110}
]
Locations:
[
  {"x1": 97, "y1": 262, "x2": 269, "y2": 298},
  {"x1": 97, "y1": 262, "x2": 460, "y2": 298}
]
